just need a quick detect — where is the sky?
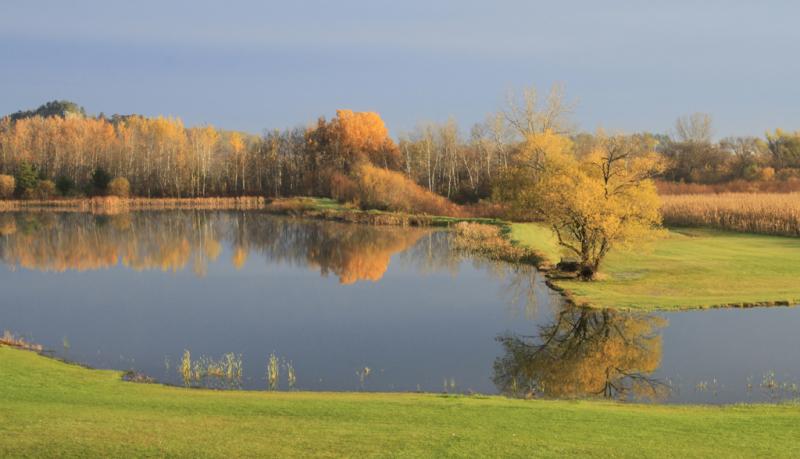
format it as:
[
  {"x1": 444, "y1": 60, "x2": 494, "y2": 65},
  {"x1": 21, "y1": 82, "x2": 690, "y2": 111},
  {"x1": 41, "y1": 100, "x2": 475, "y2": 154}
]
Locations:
[{"x1": 1, "y1": 0, "x2": 799, "y2": 138}]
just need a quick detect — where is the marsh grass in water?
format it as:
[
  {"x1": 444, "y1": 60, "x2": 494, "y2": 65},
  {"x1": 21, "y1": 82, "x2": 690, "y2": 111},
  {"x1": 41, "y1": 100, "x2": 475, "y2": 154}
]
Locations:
[
  {"x1": 286, "y1": 361, "x2": 297, "y2": 390},
  {"x1": 179, "y1": 349, "x2": 243, "y2": 389},
  {"x1": 452, "y1": 222, "x2": 546, "y2": 266},
  {"x1": 267, "y1": 353, "x2": 280, "y2": 391},
  {"x1": 752, "y1": 371, "x2": 800, "y2": 401},
  {"x1": 0, "y1": 330, "x2": 43, "y2": 352}
]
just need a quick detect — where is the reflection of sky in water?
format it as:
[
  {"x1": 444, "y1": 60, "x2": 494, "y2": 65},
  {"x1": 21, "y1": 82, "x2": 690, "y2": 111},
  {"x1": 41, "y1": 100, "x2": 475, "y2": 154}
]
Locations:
[{"x1": 0, "y1": 211, "x2": 798, "y2": 403}]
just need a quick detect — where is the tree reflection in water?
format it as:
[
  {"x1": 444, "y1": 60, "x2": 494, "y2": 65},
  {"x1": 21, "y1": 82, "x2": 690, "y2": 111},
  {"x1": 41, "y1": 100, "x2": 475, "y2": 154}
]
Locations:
[
  {"x1": 493, "y1": 306, "x2": 669, "y2": 401},
  {"x1": 0, "y1": 211, "x2": 429, "y2": 284}
]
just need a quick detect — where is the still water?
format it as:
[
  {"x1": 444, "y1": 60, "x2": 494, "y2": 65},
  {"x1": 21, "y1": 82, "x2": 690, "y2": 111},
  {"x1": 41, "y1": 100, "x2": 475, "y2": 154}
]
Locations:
[{"x1": 0, "y1": 211, "x2": 797, "y2": 403}]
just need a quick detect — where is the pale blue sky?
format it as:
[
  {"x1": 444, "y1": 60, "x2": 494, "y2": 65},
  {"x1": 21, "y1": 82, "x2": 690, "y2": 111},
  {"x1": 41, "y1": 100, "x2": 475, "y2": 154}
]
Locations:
[{"x1": 1, "y1": 0, "x2": 798, "y2": 138}]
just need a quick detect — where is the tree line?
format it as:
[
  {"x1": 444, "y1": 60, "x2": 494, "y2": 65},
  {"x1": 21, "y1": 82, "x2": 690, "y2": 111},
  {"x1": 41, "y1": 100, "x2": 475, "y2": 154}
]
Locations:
[{"x1": 3, "y1": 95, "x2": 800, "y2": 203}]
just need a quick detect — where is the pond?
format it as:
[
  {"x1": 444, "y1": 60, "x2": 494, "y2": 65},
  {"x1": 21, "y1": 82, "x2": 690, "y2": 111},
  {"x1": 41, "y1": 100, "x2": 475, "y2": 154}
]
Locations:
[{"x1": 0, "y1": 211, "x2": 798, "y2": 403}]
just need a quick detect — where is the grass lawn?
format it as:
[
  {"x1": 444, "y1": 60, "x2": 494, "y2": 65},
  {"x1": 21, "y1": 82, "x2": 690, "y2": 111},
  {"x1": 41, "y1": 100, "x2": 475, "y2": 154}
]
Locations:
[
  {"x1": 1, "y1": 347, "x2": 799, "y2": 458},
  {"x1": 511, "y1": 223, "x2": 800, "y2": 310}
]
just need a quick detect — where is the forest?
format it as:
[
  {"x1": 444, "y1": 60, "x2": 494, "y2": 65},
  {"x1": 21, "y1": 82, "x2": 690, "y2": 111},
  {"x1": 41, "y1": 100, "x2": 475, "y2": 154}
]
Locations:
[{"x1": 2, "y1": 92, "x2": 800, "y2": 205}]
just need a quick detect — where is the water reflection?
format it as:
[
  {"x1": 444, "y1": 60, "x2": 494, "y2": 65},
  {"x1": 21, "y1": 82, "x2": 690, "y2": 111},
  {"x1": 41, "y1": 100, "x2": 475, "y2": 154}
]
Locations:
[
  {"x1": 493, "y1": 307, "x2": 668, "y2": 401},
  {"x1": 0, "y1": 212, "x2": 428, "y2": 284},
  {"x1": 2, "y1": 211, "x2": 799, "y2": 403}
]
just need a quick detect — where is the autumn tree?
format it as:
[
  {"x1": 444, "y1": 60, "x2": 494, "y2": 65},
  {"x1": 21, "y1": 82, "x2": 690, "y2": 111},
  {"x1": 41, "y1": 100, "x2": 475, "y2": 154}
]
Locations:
[
  {"x1": 766, "y1": 129, "x2": 800, "y2": 170},
  {"x1": 330, "y1": 109, "x2": 401, "y2": 169},
  {"x1": 661, "y1": 113, "x2": 727, "y2": 183},
  {"x1": 502, "y1": 84, "x2": 574, "y2": 138},
  {"x1": 719, "y1": 136, "x2": 768, "y2": 180},
  {"x1": 503, "y1": 131, "x2": 663, "y2": 278}
]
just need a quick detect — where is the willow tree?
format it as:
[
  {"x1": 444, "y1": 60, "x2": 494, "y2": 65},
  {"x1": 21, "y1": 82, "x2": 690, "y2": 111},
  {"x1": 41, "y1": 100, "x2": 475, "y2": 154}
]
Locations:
[{"x1": 503, "y1": 131, "x2": 663, "y2": 279}]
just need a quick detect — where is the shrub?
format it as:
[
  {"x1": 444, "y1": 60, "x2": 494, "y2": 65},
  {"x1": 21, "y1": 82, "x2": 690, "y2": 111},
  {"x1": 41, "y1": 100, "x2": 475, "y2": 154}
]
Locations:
[
  {"x1": 55, "y1": 175, "x2": 76, "y2": 196},
  {"x1": 329, "y1": 171, "x2": 358, "y2": 202},
  {"x1": 777, "y1": 168, "x2": 800, "y2": 181},
  {"x1": 0, "y1": 174, "x2": 14, "y2": 199},
  {"x1": 35, "y1": 180, "x2": 57, "y2": 199},
  {"x1": 91, "y1": 167, "x2": 112, "y2": 194},
  {"x1": 108, "y1": 177, "x2": 131, "y2": 197},
  {"x1": 352, "y1": 163, "x2": 462, "y2": 216}
]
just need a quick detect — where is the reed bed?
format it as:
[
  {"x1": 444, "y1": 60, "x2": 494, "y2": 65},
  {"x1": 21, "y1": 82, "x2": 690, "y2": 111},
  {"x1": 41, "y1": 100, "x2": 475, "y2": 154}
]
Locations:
[
  {"x1": 661, "y1": 193, "x2": 800, "y2": 237},
  {"x1": 452, "y1": 222, "x2": 545, "y2": 265},
  {"x1": 1, "y1": 330, "x2": 43, "y2": 352},
  {"x1": 0, "y1": 196, "x2": 267, "y2": 213}
]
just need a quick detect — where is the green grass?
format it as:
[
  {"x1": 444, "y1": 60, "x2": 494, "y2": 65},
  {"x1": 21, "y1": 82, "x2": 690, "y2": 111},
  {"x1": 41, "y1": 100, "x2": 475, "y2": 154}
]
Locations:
[
  {"x1": 509, "y1": 222, "x2": 563, "y2": 262},
  {"x1": 305, "y1": 197, "x2": 350, "y2": 211},
  {"x1": 512, "y1": 223, "x2": 800, "y2": 310},
  {"x1": 1, "y1": 347, "x2": 799, "y2": 458}
]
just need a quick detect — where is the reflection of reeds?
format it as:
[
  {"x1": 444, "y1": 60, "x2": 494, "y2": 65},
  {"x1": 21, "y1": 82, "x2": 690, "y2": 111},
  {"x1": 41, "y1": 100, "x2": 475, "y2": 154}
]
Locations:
[
  {"x1": 286, "y1": 361, "x2": 297, "y2": 390},
  {"x1": 356, "y1": 366, "x2": 371, "y2": 390}
]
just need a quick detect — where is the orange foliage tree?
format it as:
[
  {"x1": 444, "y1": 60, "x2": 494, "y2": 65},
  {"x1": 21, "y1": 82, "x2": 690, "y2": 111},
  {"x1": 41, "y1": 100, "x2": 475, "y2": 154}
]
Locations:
[{"x1": 330, "y1": 109, "x2": 400, "y2": 169}]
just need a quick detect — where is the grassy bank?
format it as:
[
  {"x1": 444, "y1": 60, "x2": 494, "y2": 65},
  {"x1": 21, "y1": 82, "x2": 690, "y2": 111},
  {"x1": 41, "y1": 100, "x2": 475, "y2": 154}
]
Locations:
[
  {"x1": 512, "y1": 223, "x2": 800, "y2": 310},
  {"x1": 1, "y1": 347, "x2": 799, "y2": 457}
]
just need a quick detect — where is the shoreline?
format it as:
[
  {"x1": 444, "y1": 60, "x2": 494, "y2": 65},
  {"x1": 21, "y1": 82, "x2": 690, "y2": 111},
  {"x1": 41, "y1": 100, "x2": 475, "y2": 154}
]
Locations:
[
  {"x1": 0, "y1": 196, "x2": 502, "y2": 226},
  {"x1": 3, "y1": 196, "x2": 799, "y2": 312},
  {"x1": 2, "y1": 346, "x2": 798, "y2": 457},
  {"x1": 0, "y1": 343, "x2": 793, "y2": 408}
]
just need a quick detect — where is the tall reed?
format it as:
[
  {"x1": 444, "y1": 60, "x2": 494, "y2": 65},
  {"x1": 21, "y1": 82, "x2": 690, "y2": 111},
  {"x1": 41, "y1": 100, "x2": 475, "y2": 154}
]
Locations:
[{"x1": 267, "y1": 353, "x2": 280, "y2": 391}]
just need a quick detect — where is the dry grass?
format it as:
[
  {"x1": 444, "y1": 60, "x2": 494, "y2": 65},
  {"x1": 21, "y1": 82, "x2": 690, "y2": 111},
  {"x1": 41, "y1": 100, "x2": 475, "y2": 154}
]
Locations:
[
  {"x1": 452, "y1": 222, "x2": 544, "y2": 265},
  {"x1": 0, "y1": 196, "x2": 267, "y2": 213},
  {"x1": 661, "y1": 193, "x2": 800, "y2": 236},
  {"x1": 656, "y1": 180, "x2": 800, "y2": 195},
  {"x1": 0, "y1": 331, "x2": 43, "y2": 352}
]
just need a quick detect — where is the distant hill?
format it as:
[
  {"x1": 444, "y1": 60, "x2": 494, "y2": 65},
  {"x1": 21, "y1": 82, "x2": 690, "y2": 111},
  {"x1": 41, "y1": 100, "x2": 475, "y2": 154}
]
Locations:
[{"x1": 7, "y1": 100, "x2": 86, "y2": 121}]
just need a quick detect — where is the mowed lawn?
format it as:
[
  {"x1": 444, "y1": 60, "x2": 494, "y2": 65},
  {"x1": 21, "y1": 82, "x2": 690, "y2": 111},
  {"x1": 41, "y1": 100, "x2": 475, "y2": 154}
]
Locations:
[
  {"x1": 511, "y1": 224, "x2": 800, "y2": 310},
  {"x1": 1, "y1": 347, "x2": 799, "y2": 458}
]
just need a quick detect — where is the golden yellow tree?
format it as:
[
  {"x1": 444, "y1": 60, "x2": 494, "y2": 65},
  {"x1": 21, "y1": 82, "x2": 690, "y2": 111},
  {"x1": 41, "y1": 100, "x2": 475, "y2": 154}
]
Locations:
[
  {"x1": 504, "y1": 131, "x2": 663, "y2": 278},
  {"x1": 330, "y1": 109, "x2": 401, "y2": 169}
]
